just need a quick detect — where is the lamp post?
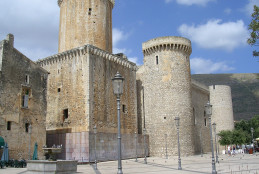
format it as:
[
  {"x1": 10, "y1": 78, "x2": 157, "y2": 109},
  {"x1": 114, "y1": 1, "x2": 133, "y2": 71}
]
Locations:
[
  {"x1": 143, "y1": 128, "x2": 147, "y2": 164},
  {"x1": 251, "y1": 127, "x2": 254, "y2": 153},
  {"x1": 112, "y1": 72, "x2": 124, "y2": 174},
  {"x1": 174, "y1": 116, "x2": 182, "y2": 170},
  {"x1": 212, "y1": 123, "x2": 219, "y2": 163},
  {"x1": 28, "y1": 124, "x2": 32, "y2": 160},
  {"x1": 205, "y1": 101, "x2": 217, "y2": 174},
  {"x1": 165, "y1": 134, "x2": 168, "y2": 159},
  {"x1": 93, "y1": 125, "x2": 97, "y2": 170},
  {"x1": 200, "y1": 128, "x2": 203, "y2": 157},
  {"x1": 135, "y1": 132, "x2": 138, "y2": 162}
]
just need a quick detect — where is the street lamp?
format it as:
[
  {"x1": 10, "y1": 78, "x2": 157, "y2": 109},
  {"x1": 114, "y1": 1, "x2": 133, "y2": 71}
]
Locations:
[
  {"x1": 205, "y1": 101, "x2": 217, "y2": 174},
  {"x1": 200, "y1": 128, "x2": 203, "y2": 157},
  {"x1": 174, "y1": 116, "x2": 182, "y2": 170},
  {"x1": 143, "y1": 128, "x2": 147, "y2": 164},
  {"x1": 93, "y1": 125, "x2": 97, "y2": 170},
  {"x1": 28, "y1": 124, "x2": 32, "y2": 160},
  {"x1": 165, "y1": 134, "x2": 168, "y2": 159},
  {"x1": 135, "y1": 132, "x2": 138, "y2": 162},
  {"x1": 212, "y1": 123, "x2": 219, "y2": 163},
  {"x1": 112, "y1": 71, "x2": 124, "y2": 174}
]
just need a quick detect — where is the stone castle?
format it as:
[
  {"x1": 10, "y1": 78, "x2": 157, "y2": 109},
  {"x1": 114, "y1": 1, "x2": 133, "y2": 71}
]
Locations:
[{"x1": 0, "y1": 0, "x2": 234, "y2": 161}]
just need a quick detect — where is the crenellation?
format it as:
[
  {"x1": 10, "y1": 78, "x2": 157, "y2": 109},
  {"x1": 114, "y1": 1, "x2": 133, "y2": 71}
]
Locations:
[
  {"x1": 142, "y1": 42, "x2": 192, "y2": 56},
  {"x1": 37, "y1": 45, "x2": 137, "y2": 72}
]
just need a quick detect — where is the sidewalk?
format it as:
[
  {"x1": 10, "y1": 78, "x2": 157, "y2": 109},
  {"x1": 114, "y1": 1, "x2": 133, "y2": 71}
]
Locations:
[{"x1": 2, "y1": 153, "x2": 259, "y2": 174}]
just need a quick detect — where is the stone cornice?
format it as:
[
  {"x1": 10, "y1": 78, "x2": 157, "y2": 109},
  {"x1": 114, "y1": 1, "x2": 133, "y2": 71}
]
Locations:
[
  {"x1": 58, "y1": 0, "x2": 115, "y2": 7},
  {"x1": 142, "y1": 36, "x2": 192, "y2": 56},
  {"x1": 36, "y1": 45, "x2": 137, "y2": 71},
  {"x1": 57, "y1": 0, "x2": 63, "y2": 7}
]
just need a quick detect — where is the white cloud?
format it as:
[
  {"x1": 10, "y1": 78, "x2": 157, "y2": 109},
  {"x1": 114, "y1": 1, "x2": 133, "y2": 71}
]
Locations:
[
  {"x1": 0, "y1": 0, "x2": 59, "y2": 60},
  {"x1": 128, "y1": 57, "x2": 139, "y2": 65},
  {"x1": 113, "y1": 28, "x2": 129, "y2": 47},
  {"x1": 112, "y1": 28, "x2": 139, "y2": 65},
  {"x1": 243, "y1": 0, "x2": 259, "y2": 16},
  {"x1": 178, "y1": 19, "x2": 249, "y2": 51},
  {"x1": 165, "y1": 0, "x2": 215, "y2": 6},
  {"x1": 165, "y1": 0, "x2": 173, "y2": 3},
  {"x1": 190, "y1": 58, "x2": 234, "y2": 74}
]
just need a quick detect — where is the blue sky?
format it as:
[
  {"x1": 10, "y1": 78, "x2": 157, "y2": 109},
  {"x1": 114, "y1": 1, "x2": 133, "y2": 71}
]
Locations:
[{"x1": 0, "y1": 0, "x2": 258, "y2": 74}]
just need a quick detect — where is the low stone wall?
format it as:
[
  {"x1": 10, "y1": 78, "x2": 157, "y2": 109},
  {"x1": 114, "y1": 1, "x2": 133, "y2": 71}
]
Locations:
[
  {"x1": 47, "y1": 131, "x2": 149, "y2": 162},
  {"x1": 26, "y1": 160, "x2": 77, "y2": 174}
]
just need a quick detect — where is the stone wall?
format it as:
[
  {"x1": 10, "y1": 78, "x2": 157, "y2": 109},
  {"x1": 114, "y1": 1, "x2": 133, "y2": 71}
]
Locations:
[
  {"x1": 0, "y1": 34, "x2": 48, "y2": 160},
  {"x1": 191, "y1": 80, "x2": 211, "y2": 154},
  {"x1": 209, "y1": 85, "x2": 234, "y2": 151},
  {"x1": 58, "y1": 0, "x2": 114, "y2": 53},
  {"x1": 37, "y1": 47, "x2": 89, "y2": 132},
  {"x1": 47, "y1": 131, "x2": 148, "y2": 162},
  {"x1": 138, "y1": 36, "x2": 195, "y2": 157},
  {"x1": 37, "y1": 45, "x2": 137, "y2": 135},
  {"x1": 89, "y1": 52, "x2": 137, "y2": 134}
]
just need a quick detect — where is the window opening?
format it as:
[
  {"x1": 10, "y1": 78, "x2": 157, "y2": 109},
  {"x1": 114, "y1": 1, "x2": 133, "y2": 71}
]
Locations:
[
  {"x1": 193, "y1": 108, "x2": 196, "y2": 125},
  {"x1": 22, "y1": 89, "x2": 30, "y2": 108},
  {"x1": 7, "y1": 121, "x2": 11, "y2": 130},
  {"x1": 156, "y1": 56, "x2": 159, "y2": 65},
  {"x1": 63, "y1": 109, "x2": 69, "y2": 121},
  {"x1": 22, "y1": 88, "x2": 30, "y2": 108},
  {"x1": 122, "y1": 105, "x2": 126, "y2": 113},
  {"x1": 25, "y1": 123, "x2": 29, "y2": 132},
  {"x1": 58, "y1": 88, "x2": 61, "y2": 93},
  {"x1": 25, "y1": 75, "x2": 29, "y2": 84}
]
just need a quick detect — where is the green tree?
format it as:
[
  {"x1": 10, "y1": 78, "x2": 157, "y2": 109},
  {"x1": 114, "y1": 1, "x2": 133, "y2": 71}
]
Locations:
[
  {"x1": 249, "y1": 115, "x2": 259, "y2": 139},
  {"x1": 218, "y1": 129, "x2": 247, "y2": 146},
  {"x1": 232, "y1": 129, "x2": 247, "y2": 145},
  {"x1": 218, "y1": 130, "x2": 232, "y2": 146},
  {"x1": 247, "y1": 5, "x2": 259, "y2": 57}
]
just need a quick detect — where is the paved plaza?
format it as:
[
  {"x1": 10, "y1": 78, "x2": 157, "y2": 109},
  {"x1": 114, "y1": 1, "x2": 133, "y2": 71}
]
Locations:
[{"x1": 1, "y1": 153, "x2": 259, "y2": 174}]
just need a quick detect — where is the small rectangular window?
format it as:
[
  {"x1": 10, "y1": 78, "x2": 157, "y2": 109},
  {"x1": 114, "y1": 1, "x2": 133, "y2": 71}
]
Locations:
[
  {"x1": 156, "y1": 56, "x2": 159, "y2": 65},
  {"x1": 22, "y1": 95, "x2": 29, "y2": 108},
  {"x1": 58, "y1": 88, "x2": 61, "y2": 92},
  {"x1": 25, "y1": 75, "x2": 29, "y2": 84},
  {"x1": 25, "y1": 123, "x2": 29, "y2": 132},
  {"x1": 122, "y1": 105, "x2": 126, "y2": 113},
  {"x1": 63, "y1": 109, "x2": 68, "y2": 121},
  {"x1": 22, "y1": 88, "x2": 31, "y2": 108},
  {"x1": 7, "y1": 121, "x2": 11, "y2": 130}
]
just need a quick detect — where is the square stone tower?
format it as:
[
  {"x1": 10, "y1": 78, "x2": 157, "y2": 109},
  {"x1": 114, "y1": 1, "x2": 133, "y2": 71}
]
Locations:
[{"x1": 58, "y1": 0, "x2": 114, "y2": 53}]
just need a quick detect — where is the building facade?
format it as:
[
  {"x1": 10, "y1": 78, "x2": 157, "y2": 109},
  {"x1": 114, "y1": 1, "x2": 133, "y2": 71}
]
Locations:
[
  {"x1": 0, "y1": 34, "x2": 48, "y2": 160},
  {"x1": 0, "y1": 0, "x2": 235, "y2": 161}
]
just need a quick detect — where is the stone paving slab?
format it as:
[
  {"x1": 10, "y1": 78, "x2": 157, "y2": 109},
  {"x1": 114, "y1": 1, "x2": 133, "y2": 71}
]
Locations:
[{"x1": 1, "y1": 153, "x2": 259, "y2": 174}]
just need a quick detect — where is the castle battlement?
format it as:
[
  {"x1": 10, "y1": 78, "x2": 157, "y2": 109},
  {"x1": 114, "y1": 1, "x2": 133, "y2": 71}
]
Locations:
[
  {"x1": 57, "y1": 0, "x2": 115, "y2": 7},
  {"x1": 36, "y1": 45, "x2": 137, "y2": 71},
  {"x1": 142, "y1": 36, "x2": 192, "y2": 56}
]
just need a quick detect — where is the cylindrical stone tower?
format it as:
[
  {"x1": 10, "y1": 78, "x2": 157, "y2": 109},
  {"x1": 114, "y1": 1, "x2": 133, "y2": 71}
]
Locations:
[
  {"x1": 209, "y1": 85, "x2": 234, "y2": 151},
  {"x1": 142, "y1": 36, "x2": 194, "y2": 156},
  {"x1": 57, "y1": 0, "x2": 114, "y2": 53}
]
